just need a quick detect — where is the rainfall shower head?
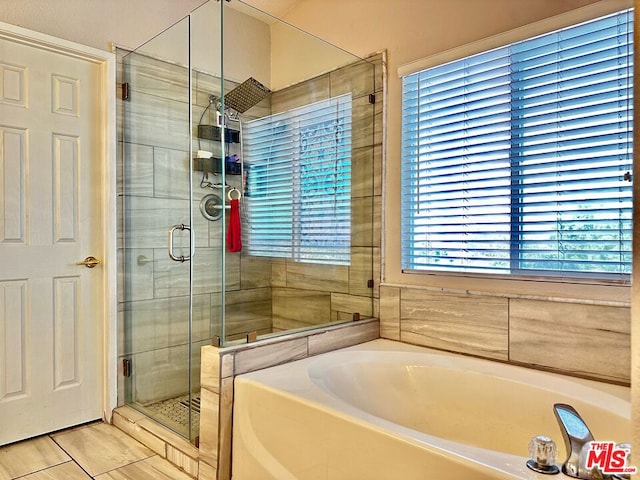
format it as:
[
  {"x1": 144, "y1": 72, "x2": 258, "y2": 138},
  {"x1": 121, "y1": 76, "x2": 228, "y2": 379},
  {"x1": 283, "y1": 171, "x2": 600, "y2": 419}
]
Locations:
[{"x1": 223, "y1": 77, "x2": 271, "y2": 114}]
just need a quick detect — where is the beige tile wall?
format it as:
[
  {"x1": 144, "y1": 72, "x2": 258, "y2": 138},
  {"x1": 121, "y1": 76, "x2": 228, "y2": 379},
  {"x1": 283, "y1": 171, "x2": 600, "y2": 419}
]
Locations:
[
  {"x1": 267, "y1": 52, "x2": 385, "y2": 333},
  {"x1": 118, "y1": 51, "x2": 238, "y2": 405},
  {"x1": 117, "y1": 47, "x2": 385, "y2": 408},
  {"x1": 379, "y1": 285, "x2": 630, "y2": 384}
]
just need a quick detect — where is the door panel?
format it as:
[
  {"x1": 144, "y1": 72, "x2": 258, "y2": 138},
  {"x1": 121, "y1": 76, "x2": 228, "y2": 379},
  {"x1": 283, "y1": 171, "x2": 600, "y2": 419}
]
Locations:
[
  {"x1": 122, "y1": 33, "x2": 197, "y2": 441},
  {"x1": 0, "y1": 34, "x2": 103, "y2": 445}
]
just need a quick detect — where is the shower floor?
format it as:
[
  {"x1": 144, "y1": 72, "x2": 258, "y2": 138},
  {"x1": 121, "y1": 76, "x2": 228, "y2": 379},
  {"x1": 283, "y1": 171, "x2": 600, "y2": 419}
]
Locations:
[{"x1": 138, "y1": 393, "x2": 201, "y2": 438}]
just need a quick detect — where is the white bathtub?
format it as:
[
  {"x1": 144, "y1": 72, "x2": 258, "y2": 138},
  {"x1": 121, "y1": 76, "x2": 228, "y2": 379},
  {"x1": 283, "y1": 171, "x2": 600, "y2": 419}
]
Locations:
[{"x1": 232, "y1": 339, "x2": 630, "y2": 480}]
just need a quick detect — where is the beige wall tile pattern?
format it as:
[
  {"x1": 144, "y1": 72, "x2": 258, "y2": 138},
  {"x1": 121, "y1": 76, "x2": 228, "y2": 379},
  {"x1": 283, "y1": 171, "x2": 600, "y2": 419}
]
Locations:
[
  {"x1": 272, "y1": 287, "x2": 332, "y2": 330},
  {"x1": 308, "y1": 321, "x2": 379, "y2": 356},
  {"x1": 400, "y1": 288, "x2": 509, "y2": 360},
  {"x1": 510, "y1": 299, "x2": 630, "y2": 383},
  {"x1": 216, "y1": 378, "x2": 234, "y2": 480},
  {"x1": 380, "y1": 285, "x2": 630, "y2": 383},
  {"x1": 379, "y1": 285, "x2": 400, "y2": 340},
  {"x1": 270, "y1": 259, "x2": 287, "y2": 287},
  {"x1": 234, "y1": 337, "x2": 309, "y2": 375},
  {"x1": 196, "y1": 387, "x2": 220, "y2": 469},
  {"x1": 270, "y1": 74, "x2": 330, "y2": 114},
  {"x1": 331, "y1": 292, "x2": 373, "y2": 319},
  {"x1": 118, "y1": 51, "x2": 382, "y2": 402},
  {"x1": 200, "y1": 347, "x2": 220, "y2": 393},
  {"x1": 349, "y1": 247, "x2": 374, "y2": 297},
  {"x1": 285, "y1": 262, "x2": 350, "y2": 293}
]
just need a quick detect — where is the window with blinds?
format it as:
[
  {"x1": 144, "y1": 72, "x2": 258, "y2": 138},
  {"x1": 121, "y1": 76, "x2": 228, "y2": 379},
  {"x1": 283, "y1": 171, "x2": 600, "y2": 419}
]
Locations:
[
  {"x1": 243, "y1": 94, "x2": 352, "y2": 265},
  {"x1": 401, "y1": 9, "x2": 633, "y2": 280}
]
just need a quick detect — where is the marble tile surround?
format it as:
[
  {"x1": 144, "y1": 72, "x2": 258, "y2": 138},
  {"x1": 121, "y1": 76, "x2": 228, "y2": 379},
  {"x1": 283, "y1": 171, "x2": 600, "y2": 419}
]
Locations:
[
  {"x1": 198, "y1": 318, "x2": 380, "y2": 480},
  {"x1": 118, "y1": 51, "x2": 384, "y2": 406},
  {"x1": 112, "y1": 406, "x2": 199, "y2": 478},
  {"x1": 113, "y1": 48, "x2": 386, "y2": 480},
  {"x1": 510, "y1": 299, "x2": 630, "y2": 383},
  {"x1": 380, "y1": 285, "x2": 631, "y2": 384},
  {"x1": 114, "y1": 42, "x2": 634, "y2": 480},
  {"x1": 265, "y1": 52, "x2": 384, "y2": 339},
  {"x1": 401, "y1": 288, "x2": 509, "y2": 361}
]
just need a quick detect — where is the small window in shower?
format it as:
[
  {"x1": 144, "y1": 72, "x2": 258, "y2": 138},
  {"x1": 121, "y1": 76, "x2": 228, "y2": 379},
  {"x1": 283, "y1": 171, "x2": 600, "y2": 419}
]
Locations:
[{"x1": 243, "y1": 94, "x2": 352, "y2": 265}]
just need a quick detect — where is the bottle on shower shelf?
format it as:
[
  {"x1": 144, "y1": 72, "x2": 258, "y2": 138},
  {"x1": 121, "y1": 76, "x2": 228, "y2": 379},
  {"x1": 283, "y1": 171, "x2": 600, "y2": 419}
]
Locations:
[{"x1": 226, "y1": 154, "x2": 241, "y2": 175}]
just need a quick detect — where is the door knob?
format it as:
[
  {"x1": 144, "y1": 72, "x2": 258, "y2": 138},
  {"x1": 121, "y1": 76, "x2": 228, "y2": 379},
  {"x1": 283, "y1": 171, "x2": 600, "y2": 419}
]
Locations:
[{"x1": 77, "y1": 256, "x2": 101, "y2": 268}]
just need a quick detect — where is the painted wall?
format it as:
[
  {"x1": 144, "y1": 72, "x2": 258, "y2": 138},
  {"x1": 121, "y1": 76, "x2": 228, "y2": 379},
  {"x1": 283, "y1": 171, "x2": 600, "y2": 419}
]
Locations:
[
  {"x1": 0, "y1": 0, "x2": 204, "y2": 51},
  {"x1": 0, "y1": 1, "x2": 271, "y2": 87},
  {"x1": 269, "y1": 20, "x2": 359, "y2": 90}
]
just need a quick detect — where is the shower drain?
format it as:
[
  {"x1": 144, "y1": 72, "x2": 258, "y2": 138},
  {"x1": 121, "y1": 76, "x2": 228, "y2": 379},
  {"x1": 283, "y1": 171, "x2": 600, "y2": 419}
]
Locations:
[
  {"x1": 144, "y1": 394, "x2": 201, "y2": 428},
  {"x1": 179, "y1": 396, "x2": 201, "y2": 414}
]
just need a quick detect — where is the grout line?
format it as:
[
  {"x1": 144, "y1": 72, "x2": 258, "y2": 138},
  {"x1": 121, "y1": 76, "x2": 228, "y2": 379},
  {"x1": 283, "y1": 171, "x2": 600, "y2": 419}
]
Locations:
[
  {"x1": 49, "y1": 422, "x2": 157, "y2": 479},
  {"x1": 11, "y1": 460, "x2": 73, "y2": 480},
  {"x1": 92, "y1": 455, "x2": 157, "y2": 479},
  {"x1": 48, "y1": 434, "x2": 96, "y2": 480}
]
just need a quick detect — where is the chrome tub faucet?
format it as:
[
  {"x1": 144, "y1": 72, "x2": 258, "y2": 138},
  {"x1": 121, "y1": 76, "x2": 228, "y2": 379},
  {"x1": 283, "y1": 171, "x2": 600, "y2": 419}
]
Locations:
[
  {"x1": 554, "y1": 403, "x2": 595, "y2": 478},
  {"x1": 553, "y1": 403, "x2": 630, "y2": 480}
]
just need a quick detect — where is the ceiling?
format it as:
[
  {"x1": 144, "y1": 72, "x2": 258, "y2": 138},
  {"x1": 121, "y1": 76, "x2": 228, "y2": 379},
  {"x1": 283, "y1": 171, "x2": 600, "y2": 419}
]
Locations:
[{"x1": 238, "y1": 0, "x2": 304, "y2": 21}]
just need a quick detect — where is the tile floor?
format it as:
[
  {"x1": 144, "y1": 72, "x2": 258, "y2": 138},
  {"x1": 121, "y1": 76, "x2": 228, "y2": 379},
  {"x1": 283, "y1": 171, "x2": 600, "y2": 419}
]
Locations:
[{"x1": 0, "y1": 422, "x2": 194, "y2": 480}]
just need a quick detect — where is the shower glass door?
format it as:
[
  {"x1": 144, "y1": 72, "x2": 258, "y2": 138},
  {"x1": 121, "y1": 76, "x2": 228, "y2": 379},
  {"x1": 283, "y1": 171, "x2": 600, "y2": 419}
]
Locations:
[
  {"x1": 121, "y1": 16, "x2": 199, "y2": 442},
  {"x1": 119, "y1": 0, "x2": 377, "y2": 443}
]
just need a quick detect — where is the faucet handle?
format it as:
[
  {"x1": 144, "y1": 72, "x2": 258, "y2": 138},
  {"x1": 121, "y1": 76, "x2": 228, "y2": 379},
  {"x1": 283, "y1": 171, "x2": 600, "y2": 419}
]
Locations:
[{"x1": 527, "y1": 435, "x2": 560, "y2": 474}]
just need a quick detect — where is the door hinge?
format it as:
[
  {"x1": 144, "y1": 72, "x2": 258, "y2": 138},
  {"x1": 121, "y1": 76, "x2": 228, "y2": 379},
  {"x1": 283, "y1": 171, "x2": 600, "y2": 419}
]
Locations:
[
  {"x1": 368, "y1": 93, "x2": 376, "y2": 104},
  {"x1": 121, "y1": 82, "x2": 130, "y2": 101},
  {"x1": 122, "y1": 358, "x2": 132, "y2": 377},
  {"x1": 367, "y1": 279, "x2": 374, "y2": 288}
]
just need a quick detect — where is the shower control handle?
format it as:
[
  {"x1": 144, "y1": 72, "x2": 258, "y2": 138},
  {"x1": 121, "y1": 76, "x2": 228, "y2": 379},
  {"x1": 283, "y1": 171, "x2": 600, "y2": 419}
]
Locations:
[{"x1": 168, "y1": 224, "x2": 192, "y2": 262}]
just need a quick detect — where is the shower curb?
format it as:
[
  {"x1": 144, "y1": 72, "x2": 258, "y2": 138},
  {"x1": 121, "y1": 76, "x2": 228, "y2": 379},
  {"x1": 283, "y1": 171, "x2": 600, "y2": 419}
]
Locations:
[{"x1": 112, "y1": 405, "x2": 200, "y2": 478}]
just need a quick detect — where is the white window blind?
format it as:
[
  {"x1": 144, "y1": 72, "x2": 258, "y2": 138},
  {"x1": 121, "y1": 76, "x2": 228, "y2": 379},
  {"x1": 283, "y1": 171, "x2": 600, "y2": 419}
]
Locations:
[
  {"x1": 401, "y1": 9, "x2": 633, "y2": 279},
  {"x1": 243, "y1": 94, "x2": 352, "y2": 265}
]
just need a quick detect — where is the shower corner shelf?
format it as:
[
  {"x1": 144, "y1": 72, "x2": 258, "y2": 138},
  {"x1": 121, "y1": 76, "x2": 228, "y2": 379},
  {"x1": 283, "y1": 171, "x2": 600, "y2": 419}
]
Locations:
[
  {"x1": 193, "y1": 156, "x2": 242, "y2": 176},
  {"x1": 197, "y1": 124, "x2": 240, "y2": 143},
  {"x1": 193, "y1": 156, "x2": 222, "y2": 174}
]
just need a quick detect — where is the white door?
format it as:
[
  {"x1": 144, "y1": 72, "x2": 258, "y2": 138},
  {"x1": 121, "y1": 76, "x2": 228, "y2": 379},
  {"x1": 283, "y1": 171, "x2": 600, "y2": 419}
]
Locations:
[{"x1": 0, "y1": 33, "x2": 104, "y2": 445}]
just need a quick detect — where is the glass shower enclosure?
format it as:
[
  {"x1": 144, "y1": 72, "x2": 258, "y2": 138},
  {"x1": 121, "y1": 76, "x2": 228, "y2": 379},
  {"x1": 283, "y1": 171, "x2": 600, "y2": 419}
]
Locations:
[{"x1": 120, "y1": 0, "x2": 377, "y2": 443}]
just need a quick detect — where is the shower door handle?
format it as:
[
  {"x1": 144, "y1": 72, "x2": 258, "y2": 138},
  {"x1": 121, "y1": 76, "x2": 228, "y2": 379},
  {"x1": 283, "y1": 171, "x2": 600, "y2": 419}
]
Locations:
[{"x1": 168, "y1": 224, "x2": 192, "y2": 262}]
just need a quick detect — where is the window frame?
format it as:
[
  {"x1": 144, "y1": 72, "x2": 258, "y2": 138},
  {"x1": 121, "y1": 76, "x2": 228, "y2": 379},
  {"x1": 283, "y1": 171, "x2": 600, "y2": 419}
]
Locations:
[{"x1": 398, "y1": 1, "x2": 633, "y2": 285}]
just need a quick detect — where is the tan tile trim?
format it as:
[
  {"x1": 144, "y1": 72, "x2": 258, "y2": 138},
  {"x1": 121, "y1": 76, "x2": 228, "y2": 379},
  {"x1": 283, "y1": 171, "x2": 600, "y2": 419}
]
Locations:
[
  {"x1": 200, "y1": 319, "x2": 380, "y2": 480},
  {"x1": 112, "y1": 407, "x2": 199, "y2": 479}
]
